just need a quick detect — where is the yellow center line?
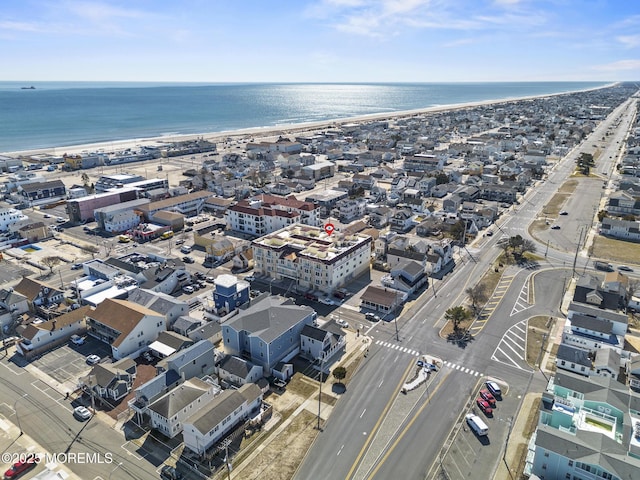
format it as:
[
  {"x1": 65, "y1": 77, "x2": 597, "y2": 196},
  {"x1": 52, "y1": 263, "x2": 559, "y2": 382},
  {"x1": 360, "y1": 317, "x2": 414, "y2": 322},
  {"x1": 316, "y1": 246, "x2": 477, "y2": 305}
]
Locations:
[
  {"x1": 365, "y1": 370, "x2": 454, "y2": 480},
  {"x1": 345, "y1": 360, "x2": 416, "y2": 480}
]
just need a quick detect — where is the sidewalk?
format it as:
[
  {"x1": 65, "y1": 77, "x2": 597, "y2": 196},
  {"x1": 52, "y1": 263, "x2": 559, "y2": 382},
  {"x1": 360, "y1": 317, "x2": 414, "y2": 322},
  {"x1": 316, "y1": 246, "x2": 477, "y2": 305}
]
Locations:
[
  {"x1": 0, "y1": 416, "x2": 81, "y2": 479},
  {"x1": 493, "y1": 392, "x2": 540, "y2": 480}
]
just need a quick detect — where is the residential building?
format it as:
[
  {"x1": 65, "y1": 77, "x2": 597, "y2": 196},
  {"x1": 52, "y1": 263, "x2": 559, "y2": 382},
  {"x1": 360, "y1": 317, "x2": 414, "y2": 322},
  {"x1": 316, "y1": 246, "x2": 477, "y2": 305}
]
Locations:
[
  {"x1": 148, "y1": 377, "x2": 218, "y2": 438},
  {"x1": 529, "y1": 371, "x2": 640, "y2": 479},
  {"x1": 15, "y1": 306, "x2": 91, "y2": 358},
  {"x1": 299, "y1": 323, "x2": 346, "y2": 363},
  {"x1": 93, "y1": 198, "x2": 149, "y2": 233},
  {"x1": 0, "y1": 208, "x2": 29, "y2": 231},
  {"x1": 12, "y1": 277, "x2": 64, "y2": 310},
  {"x1": 225, "y1": 194, "x2": 321, "y2": 236},
  {"x1": 137, "y1": 191, "x2": 214, "y2": 220},
  {"x1": 555, "y1": 344, "x2": 592, "y2": 376},
  {"x1": 94, "y1": 174, "x2": 145, "y2": 193},
  {"x1": 129, "y1": 340, "x2": 217, "y2": 421},
  {"x1": 16, "y1": 222, "x2": 50, "y2": 242},
  {"x1": 216, "y1": 356, "x2": 264, "y2": 387},
  {"x1": 360, "y1": 286, "x2": 406, "y2": 314},
  {"x1": 148, "y1": 331, "x2": 193, "y2": 359},
  {"x1": 81, "y1": 358, "x2": 137, "y2": 402},
  {"x1": 183, "y1": 383, "x2": 263, "y2": 455},
  {"x1": 600, "y1": 217, "x2": 640, "y2": 242},
  {"x1": 86, "y1": 298, "x2": 166, "y2": 360},
  {"x1": 18, "y1": 179, "x2": 66, "y2": 206},
  {"x1": 221, "y1": 295, "x2": 315, "y2": 371},
  {"x1": 127, "y1": 288, "x2": 189, "y2": 329},
  {"x1": 212, "y1": 275, "x2": 250, "y2": 314},
  {"x1": 251, "y1": 224, "x2": 372, "y2": 294}
]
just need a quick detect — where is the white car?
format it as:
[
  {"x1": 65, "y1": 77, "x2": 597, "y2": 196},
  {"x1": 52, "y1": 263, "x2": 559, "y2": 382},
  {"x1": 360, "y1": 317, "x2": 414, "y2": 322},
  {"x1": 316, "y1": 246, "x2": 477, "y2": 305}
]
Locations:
[
  {"x1": 319, "y1": 297, "x2": 334, "y2": 305},
  {"x1": 70, "y1": 334, "x2": 85, "y2": 345},
  {"x1": 73, "y1": 406, "x2": 92, "y2": 421},
  {"x1": 86, "y1": 354, "x2": 101, "y2": 365},
  {"x1": 244, "y1": 275, "x2": 255, "y2": 282},
  {"x1": 336, "y1": 319, "x2": 349, "y2": 328}
]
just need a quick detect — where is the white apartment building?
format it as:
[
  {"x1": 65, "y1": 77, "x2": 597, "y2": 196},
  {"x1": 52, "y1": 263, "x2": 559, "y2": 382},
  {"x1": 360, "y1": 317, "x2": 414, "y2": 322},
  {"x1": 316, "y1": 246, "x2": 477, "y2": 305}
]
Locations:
[
  {"x1": 225, "y1": 194, "x2": 322, "y2": 236},
  {"x1": 0, "y1": 207, "x2": 28, "y2": 231},
  {"x1": 94, "y1": 198, "x2": 149, "y2": 233},
  {"x1": 252, "y1": 224, "x2": 372, "y2": 294}
]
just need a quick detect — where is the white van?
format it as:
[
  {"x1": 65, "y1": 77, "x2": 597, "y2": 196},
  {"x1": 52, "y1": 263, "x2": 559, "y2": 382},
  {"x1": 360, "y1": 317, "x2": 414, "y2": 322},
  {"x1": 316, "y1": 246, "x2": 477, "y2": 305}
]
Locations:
[
  {"x1": 486, "y1": 381, "x2": 502, "y2": 397},
  {"x1": 466, "y1": 413, "x2": 489, "y2": 436},
  {"x1": 180, "y1": 245, "x2": 192, "y2": 254}
]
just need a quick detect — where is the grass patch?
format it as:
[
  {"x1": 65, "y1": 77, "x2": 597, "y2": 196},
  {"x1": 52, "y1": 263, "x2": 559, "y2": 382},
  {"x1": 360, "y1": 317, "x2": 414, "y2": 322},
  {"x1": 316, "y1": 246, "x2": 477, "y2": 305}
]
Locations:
[
  {"x1": 440, "y1": 258, "x2": 506, "y2": 337},
  {"x1": 590, "y1": 235, "x2": 640, "y2": 263},
  {"x1": 319, "y1": 392, "x2": 337, "y2": 406},
  {"x1": 232, "y1": 410, "x2": 319, "y2": 480},
  {"x1": 512, "y1": 396, "x2": 542, "y2": 480},
  {"x1": 286, "y1": 373, "x2": 320, "y2": 398},
  {"x1": 526, "y1": 316, "x2": 552, "y2": 368}
]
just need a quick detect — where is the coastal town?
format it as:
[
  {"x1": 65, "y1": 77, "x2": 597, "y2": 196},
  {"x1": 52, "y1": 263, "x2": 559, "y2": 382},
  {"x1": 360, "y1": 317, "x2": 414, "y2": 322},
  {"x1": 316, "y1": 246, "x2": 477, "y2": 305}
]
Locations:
[{"x1": 3, "y1": 82, "x2": 640, "y2": 480}]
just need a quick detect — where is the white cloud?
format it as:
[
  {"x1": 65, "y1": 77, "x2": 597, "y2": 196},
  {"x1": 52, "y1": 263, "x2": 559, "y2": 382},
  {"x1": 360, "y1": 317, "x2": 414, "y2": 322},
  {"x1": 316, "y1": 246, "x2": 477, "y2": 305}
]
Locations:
[
  {"x1": 617, "y1": 35, "x2": 640, "y2": 49},
  {"x1": 592, "y1": 59, "x2": 640, "y2": 72}
]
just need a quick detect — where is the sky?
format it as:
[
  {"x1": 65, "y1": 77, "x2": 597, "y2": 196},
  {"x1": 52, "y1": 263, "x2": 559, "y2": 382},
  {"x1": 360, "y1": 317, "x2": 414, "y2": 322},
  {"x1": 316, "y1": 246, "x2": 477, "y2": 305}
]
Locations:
[{"x1": 1, "y1": 0, "x2": 639, "y2": 82}]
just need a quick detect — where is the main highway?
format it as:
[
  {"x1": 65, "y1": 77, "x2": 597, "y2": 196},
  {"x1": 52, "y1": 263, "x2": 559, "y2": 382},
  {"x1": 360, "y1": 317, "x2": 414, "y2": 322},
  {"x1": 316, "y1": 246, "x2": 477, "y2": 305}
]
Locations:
[{"x1": 295, "y1": 94, "x2": 638, "y2": 480}]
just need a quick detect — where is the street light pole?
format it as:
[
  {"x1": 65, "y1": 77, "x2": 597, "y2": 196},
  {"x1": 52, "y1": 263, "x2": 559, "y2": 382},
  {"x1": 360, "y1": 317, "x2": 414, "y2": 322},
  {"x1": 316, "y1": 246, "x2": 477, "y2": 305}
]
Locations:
[{"x1": 14, "y1": 393, "x2": 28, "y2": 436}]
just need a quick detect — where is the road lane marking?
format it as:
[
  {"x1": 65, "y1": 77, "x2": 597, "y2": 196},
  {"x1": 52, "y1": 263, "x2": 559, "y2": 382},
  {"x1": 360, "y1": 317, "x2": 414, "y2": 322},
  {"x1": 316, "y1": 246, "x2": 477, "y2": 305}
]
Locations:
[
  {"x1": 378, "y1": 380, "x2": 384, "y2": 388},
  {"x1": 337, "y1": 445, "x2": 344, "y2": 456},
  {"x1": 364, "y1": 370, "x2": 453, "y2": 480},
  {"x1": 345, "y1": 360, "x2": 415, "y2": 480},
  {"x1": 360, "y1": 409, "x2": 366, "y2": 419}
]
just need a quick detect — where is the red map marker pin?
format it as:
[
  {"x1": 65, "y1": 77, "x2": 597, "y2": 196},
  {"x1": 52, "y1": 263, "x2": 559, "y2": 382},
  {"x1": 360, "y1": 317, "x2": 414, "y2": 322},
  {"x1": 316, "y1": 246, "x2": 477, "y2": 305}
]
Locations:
[{"x1": 324, "y1": 223, "x2": 335, "y2": 236}]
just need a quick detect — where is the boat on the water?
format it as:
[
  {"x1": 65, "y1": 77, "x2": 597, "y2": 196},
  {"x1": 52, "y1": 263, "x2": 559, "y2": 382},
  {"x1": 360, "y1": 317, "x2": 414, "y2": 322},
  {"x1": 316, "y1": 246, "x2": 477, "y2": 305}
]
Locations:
[{"x1": 20, "y1": 86, "x2": 35, "y2": 90}]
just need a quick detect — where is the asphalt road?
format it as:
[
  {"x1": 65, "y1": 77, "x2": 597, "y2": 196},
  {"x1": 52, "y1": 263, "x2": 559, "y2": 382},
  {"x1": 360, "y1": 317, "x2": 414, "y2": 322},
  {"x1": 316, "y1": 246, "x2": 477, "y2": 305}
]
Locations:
[{"x1": 296, "y1": 95, "x2": 639, "y2": 480}]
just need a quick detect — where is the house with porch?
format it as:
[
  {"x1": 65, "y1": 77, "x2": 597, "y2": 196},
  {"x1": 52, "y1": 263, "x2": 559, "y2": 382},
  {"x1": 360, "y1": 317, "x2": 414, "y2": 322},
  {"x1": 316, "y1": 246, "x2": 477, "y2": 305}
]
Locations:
[{"x1": 299, "y1": 323, "x2": 346, "y2": 364}]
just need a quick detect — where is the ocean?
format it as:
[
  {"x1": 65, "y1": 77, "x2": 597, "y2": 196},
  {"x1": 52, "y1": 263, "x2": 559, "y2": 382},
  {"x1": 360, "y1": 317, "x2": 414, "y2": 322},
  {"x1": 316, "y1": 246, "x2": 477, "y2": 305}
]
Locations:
[{"x1": 0, "y1": 81, "x2": 609, "y2": 153}]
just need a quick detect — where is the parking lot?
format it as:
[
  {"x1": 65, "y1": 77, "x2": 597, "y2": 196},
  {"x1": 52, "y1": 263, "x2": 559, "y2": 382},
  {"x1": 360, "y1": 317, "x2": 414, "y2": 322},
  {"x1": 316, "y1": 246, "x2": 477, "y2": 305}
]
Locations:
[
  {"x1": 29, "y1": 336, "x2": 112, "y2": 385},
  {"x1": 438, "y1": 379, "x2": 520, "y2": 480}
]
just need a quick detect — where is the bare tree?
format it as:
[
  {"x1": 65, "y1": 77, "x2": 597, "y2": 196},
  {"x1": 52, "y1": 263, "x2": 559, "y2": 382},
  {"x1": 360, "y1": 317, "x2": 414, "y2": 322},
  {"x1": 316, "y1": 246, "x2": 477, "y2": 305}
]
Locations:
[
  {"x1": 41, "y1": 256, "x2": 61, "y2": 273},
  {"x1": 466, "y1": 284, "x2": 488, "y2": 314}
]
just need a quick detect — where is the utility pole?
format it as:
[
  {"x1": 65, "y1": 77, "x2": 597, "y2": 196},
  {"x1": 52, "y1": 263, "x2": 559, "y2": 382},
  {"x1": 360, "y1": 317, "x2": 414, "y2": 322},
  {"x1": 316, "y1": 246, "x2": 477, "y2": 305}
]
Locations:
[
  {"x1": 544, "y1": 239, "x2": 549, "y2": 258},
  {"x1": 14, "y1": 393, "x2": 28, "y2": 436},
  {"x1": 317, "y1": 356, "x2": 324, "y2": 430},
  {"x1": 572, "y1": 226, "x2": 585, "y2": 277}
]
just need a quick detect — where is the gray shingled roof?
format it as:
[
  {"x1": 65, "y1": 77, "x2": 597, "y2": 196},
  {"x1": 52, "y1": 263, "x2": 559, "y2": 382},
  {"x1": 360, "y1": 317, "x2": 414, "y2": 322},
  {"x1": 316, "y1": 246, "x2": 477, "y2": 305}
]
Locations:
[
  {"x1": 227, "y1": 296, "x2": 313, "y2": 343},
  {"x1": 187, "y1": 383, "x2": 262, "y2": 435},
  {"x1": 148, "y1": 378, "x2": 211, "y2": 419},
  {"x1": 218, "y1": 356, "x2": 254, "y2": 378}
]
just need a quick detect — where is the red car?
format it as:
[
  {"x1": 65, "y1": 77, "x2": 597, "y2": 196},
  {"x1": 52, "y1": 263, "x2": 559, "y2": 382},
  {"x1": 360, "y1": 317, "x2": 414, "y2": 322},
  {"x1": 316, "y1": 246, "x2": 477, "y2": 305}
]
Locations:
[
  {"x1": 479, "y1": 389, "x2": 496, "y2": 407},
  {"x1": 304, "y1": 293, "x2": 318, "y2": 301},
  {"x1": 4, "y1": 457, "x2": 37, "y2": 479},
  {"x1": 476, "y1": 398, "x2": 493, "y2": 416},
  {"x1": 333, "y1": 291, "x2": 346, "y2": 299}
]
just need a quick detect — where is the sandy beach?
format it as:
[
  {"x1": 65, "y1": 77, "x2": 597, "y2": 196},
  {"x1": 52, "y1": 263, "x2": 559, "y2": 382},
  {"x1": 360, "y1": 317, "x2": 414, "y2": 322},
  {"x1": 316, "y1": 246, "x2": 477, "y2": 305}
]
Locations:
[{"x1": 5, "y1": 82, "x2": 617, "y2": 159}]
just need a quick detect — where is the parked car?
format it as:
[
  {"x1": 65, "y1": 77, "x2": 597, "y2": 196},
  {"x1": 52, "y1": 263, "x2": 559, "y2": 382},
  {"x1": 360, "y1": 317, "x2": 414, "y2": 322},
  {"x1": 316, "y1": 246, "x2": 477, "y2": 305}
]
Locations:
[
  {"x1": 333, "y1": 291, "x2": 346, "y2": 299},
  {"x1": 182, "y1": 256, "x2": 195, "y2": 264},
  {"x1": 180, "y1": 245, "x2": 192, "y2": 254},
  {"x1": 550, "y1": 225, "x2": 561, "y2": 230},
  {"x1": 205, "y1": 276, "x2": 215, "y2": 283},
  {"x1": 244, "y1": 275, "x2": 255, "y2": 282},
  {"x1": 182, "y1": 285, "x2": 194, "y2": 294},
  {"x1": 479, "y1": 389, "x2": 496, "y2": 407},
  {"x1": 56, "y1": 217, "x2": 66, "y2": 223},
  {"x1": 43, "y1": 214, "x2": 51, "y2": 219},
  {"x1": 160, "y1": 465, "x2": 182, "y2": 480},
  {"x1": 336, "y1": 319, "x2": 349, "y2": 328},
  {"x1": 476, "y1": 398, "x2": 493, "y2": 415},
  {"x1": 618, "y1": 265, "x2": 634, "y2": 272},
  {"x1": 195, "y1": 272, "x2": 206, "y2": 280},
  {"x1": 272, "y1": 378, "x2": 287, "y2": 389},
  {"x1": 486, "y1": 381, "x2": 502, "y2": 397},
  {"x1": 3, "y1": 457, "x2": 37, "y2": 479},
  {"x1": 73, "y1": 406, "x2": 92, "y2": 421},
  {"x1": 85, "y1": 354, "x2": 101, "y2": 365},
  {"x1": 70, "y1": 334, "x2": 85, "y2": 346},
  {"x1": 365, "y1": 312, "x2": 380, "y2": 322},
  {"x1": 71, "y1": 263, "x2": 83, "y2": 270},
  {"x1": 304, "y1": 292, "x2": 318, "y2": 301},
  {"x1": 559, "y1": 210, "x2": 569, "y2": 215},
  {"x1": 320, "y1": 297, "x2": 334, "y2": 305}
]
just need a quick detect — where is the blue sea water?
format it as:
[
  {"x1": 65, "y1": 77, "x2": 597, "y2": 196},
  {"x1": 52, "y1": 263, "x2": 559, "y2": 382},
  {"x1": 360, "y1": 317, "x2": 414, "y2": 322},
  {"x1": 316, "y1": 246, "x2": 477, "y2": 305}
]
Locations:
[{"x1": 0, "y1": 81, "x2": 609, "y2": 153}]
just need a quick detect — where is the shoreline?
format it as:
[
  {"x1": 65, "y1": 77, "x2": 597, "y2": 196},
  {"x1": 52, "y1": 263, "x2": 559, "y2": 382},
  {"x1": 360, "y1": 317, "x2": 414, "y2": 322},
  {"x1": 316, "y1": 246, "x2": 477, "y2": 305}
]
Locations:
[{"x1": 4, "y1": 82, "x2": 618, "y2": 159}]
